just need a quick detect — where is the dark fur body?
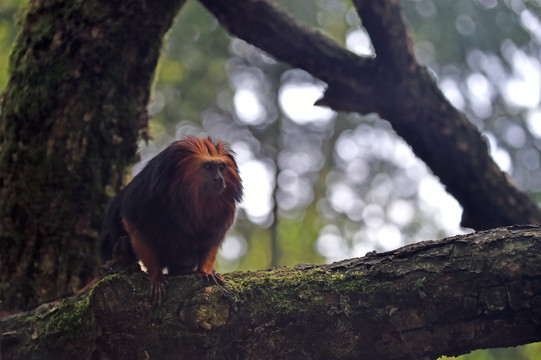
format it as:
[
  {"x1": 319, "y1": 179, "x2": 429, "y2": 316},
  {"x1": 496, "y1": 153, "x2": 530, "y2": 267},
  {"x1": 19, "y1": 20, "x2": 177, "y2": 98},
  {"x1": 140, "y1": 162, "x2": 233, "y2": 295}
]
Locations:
[{"x1": 100, "y1": 137, "x2": 243, "y2": 303}]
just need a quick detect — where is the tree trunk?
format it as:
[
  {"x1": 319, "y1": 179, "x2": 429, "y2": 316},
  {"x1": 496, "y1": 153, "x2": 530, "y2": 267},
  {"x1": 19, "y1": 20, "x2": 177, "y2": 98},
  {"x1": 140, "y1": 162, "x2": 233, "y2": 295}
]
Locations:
[
  {"x1": 0, "y1": 0, "x2": 186, "y2": 311},
  {"x1": 2, "y1": 226, "x2": 540, "y2": 359}
]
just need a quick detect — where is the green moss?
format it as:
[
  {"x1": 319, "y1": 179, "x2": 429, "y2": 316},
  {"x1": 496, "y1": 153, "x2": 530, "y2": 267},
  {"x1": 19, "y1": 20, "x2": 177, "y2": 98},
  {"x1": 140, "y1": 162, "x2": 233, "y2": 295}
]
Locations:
[
  {"x1": 43, "y1": 296, "x2": 96, "y2": 342},
  {"x1": 224, "y1": 267, "x2": 370, "y2": 320}
]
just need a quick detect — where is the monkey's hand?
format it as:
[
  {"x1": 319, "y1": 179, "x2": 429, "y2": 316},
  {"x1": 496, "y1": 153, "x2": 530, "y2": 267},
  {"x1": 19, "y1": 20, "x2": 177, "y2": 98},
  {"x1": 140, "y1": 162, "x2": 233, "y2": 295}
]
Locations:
[
  {"x1": 196, "y1": 270, "x2": 225, "y2": 286},
  {"x1": 149, "y1": 273, "x2": 168, "y2": 306}
]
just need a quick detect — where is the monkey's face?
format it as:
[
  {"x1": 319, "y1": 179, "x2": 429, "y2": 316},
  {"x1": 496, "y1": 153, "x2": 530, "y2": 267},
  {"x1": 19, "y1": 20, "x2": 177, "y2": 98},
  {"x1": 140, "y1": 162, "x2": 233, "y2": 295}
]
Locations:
[{"x1": 200, "y1": 160, "x2": 227, "y2": 195}]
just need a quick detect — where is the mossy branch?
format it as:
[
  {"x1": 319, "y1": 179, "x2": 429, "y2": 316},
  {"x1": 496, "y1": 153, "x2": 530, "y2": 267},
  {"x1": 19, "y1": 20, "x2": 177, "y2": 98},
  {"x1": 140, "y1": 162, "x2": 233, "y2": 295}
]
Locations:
[{"x1": 2, "y1": 225, "x2": 541, "y2": 359}]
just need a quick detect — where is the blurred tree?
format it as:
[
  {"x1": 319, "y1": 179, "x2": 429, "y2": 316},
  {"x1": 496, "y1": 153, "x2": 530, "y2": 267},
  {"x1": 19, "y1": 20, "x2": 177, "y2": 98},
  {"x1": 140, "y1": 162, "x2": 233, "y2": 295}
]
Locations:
[
  {"x1": 146, "y1": 0, "x2": 541, "y2": 275},
  {"x1": 0, "y1": 0, "x2": 24, "y2": 90}
]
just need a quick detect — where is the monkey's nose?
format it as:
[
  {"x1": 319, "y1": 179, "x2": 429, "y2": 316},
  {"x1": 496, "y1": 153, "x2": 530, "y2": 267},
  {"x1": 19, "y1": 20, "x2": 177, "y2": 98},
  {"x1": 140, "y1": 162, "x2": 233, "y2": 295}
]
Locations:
[{"x1": 212, "y1": 178, "x2": 226, "y2": 193}]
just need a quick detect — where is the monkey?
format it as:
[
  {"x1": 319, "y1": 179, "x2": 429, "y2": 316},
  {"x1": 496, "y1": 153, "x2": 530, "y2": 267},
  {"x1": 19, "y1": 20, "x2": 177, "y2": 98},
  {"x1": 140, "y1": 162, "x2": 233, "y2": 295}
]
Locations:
[{"x1": 99, "y1": 136, "x2": 243, "y2": 305}]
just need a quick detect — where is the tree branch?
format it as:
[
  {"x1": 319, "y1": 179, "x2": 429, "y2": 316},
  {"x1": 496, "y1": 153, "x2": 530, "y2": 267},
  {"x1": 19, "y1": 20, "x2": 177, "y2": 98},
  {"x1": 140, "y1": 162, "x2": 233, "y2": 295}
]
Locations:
[
  {"x1": 2, "y1": 226, "x2": 541, "y2": 359},
  {"x1": 198, "y1": 0, "x2": 541, "y2": 230}
]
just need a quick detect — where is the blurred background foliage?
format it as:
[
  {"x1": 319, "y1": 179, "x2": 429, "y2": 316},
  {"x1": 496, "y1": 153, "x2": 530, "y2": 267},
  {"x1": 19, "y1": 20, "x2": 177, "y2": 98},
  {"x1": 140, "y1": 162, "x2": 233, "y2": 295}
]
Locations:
[{"x1": 1, "y1": 0, "x2": 541, "y2": 358}]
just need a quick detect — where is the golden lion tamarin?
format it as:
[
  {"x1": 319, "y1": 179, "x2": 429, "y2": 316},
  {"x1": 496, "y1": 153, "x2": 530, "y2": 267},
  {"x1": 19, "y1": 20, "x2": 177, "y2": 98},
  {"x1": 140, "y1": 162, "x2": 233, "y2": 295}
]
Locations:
[{"x1": 99, "y1": 136, "x2": 243, "y2": 304}]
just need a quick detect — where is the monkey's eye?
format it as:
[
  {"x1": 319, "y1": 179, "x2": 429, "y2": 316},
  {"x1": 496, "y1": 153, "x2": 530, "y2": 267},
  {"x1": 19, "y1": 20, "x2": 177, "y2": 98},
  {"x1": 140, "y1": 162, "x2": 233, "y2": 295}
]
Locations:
[
  {"x1": 203, "y1": 163, "x2": 212, "y2": 171},
  {"x1": 218, "y1": 164, "x2": 226, "y2": 172}
]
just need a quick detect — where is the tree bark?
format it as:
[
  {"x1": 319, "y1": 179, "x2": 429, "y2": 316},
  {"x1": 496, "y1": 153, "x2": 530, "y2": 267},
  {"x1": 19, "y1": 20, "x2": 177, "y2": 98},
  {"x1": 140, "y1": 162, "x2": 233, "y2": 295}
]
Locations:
[
  {"x1": 2, "y1": 225, "x2": 541, "y2": 359},
  {"x1": 0, "y1": 0, "x2": 186, "y2": 311},
  {"x1": 198, "y1": 0, "x2": 541, "y2": 230}
]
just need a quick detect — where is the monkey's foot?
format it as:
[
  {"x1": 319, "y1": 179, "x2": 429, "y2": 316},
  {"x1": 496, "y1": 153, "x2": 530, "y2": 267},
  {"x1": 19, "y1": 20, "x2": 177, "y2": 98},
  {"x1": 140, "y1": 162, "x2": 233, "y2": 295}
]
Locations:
[
  {"x1": 149, "y1": 276, "x2": 168, "y2": 306},
  {"x1": 196, "y1": 271, "x2": 225, "y2": 286}
]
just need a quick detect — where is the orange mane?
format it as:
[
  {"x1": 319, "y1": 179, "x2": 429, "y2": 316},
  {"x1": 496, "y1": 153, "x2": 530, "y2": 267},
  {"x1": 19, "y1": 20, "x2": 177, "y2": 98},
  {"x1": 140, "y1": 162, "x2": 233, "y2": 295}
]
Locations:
[{"x1": 170, "y1": 136, "x2": 243, "y2": 226}]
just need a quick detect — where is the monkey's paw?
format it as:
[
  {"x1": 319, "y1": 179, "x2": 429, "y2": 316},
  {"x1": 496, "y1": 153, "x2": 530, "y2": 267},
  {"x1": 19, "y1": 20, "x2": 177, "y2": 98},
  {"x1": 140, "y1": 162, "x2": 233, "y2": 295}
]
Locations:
[
  {"x1": 197, "y1": 271, "x2": 225, "y2": 286},
  {"x1": 149, "y1": 277, "x2": 168, "y2": 306}
]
